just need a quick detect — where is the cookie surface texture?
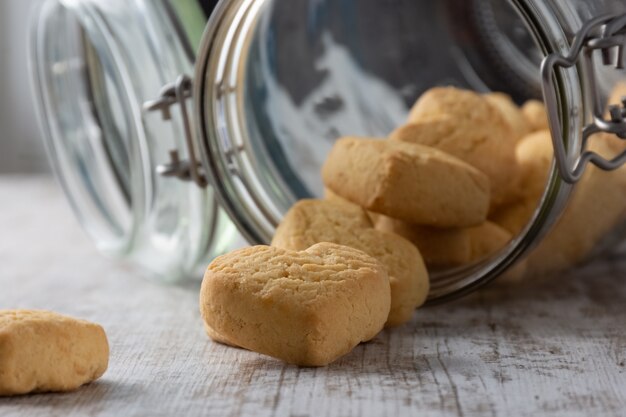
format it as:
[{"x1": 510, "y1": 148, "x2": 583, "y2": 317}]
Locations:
[
  {"x1": 399, "y1": 87, "x2": 518, "y2": 208},
  {"x1": 490, "y1": 198, "x2": 538, "y2": 236},
  {"x1": 375, "y1": 216, "x2": 472, "y2": 267},
  {"x1": 376, "y1": 217, "x2": 512, "y2": 267},
  {"x1": 200, "y1": 243, "x2": 391, "y2": 366},
  {"x1": 0, "y1": 310, "x2": 109, "y2": 396},
  {"x1": 322, "y1": 137, "x2": 490, "y2": 227},
  {"x1": 485, "y1": 93, "x2": 531, "y2": 141},
  {"x1": 521, "y1": 100, "x2": 549, "y2": 132},
  {"x1": 272, "y1": 199, "x2": 429, "y2": 327},
  {"x1": 525, "y1": 134, "x2": 626, "y2": 275},
  {"x1": 515, "y1": 130, "x2": 553, "y2": 200}
]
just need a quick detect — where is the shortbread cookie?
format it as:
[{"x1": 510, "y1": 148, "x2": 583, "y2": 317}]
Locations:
[
  {"x1": 524, "y1": 134, "x2": 626, "y2": 275},
  {"x1": 376, "y1": 217, "x2": 511, "y2": 267},
  {"x1": 466, "y1": 222, "x2": 528, "y2": 283},
  {"x1": 389, "y1": 126, "x2": 516, "y2": 210},
  {"x1": 485, "y1": 93, "x2": 531, "y2": 141},
  {"x1": 407, "y1": 87, "x2": 502, "y2": 124},
  {"x1": 203, "y1": 322, "x2": 238, "y2": 348},
  {"x1": 375, "y1": 216, "x2": 472, "y2": 266},
  {"x1": 399, "y1": 87, "x2": 518, "y2": 208},
  {"x1": 376, "y1": 217, "x2": 526, "y2": 282},
  {"x1": 490, "y1": 198, "x2": 538, "y2": 236},
  {"x1": 466, "y1": 222, "x2": 513, "y2": 262},
  {"x1": 199, "y1": 243, "x2": 391, "y2": 367},
  {"x1": 272, "y1": 199, "x2": 429, "y2": 327},
  {"x1": 0, "y1": 310, "x2": 109, "y2": 396},
  {"x1": 324, "y1": 188, "x2": 381, "y2": 224},
  {"x1": 489, "y1": 130, "x2": 552, "y2": 236},
  {"x1": 497, "y1": 130, "x2": 626, "y2": 275},
  {"x1": 323, "y1": 188, "x2": 344, "y2": 201},
  {"x1": 521, "y1": 100, "x2": 549, "y2": 132},
  {"x1": 322, "y1": 137, "x2": 490, "y2": 227},
  {"x1": 515, "y1": 130, "x2": 554, "y2": 200}
]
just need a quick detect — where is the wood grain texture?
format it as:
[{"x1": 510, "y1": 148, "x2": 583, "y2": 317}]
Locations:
[{"x1": 0, "y1": 176, "x2": 625, "y2": 417}]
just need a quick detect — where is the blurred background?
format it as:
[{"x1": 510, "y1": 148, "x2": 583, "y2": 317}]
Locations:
[
  {"x1": 0, "y1": 0, "x2": 49, "y2": 173},
  {"x1": 0, "y1": 0, "x2": 220, "y2": 175}
]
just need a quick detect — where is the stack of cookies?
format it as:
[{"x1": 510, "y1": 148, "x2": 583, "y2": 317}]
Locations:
[
  {"x1": 200, "y1": 86, "x2": 626, "y2": 367},
  {"x1": 326, "y1": 88, "x2": 522, "y2": 273}
]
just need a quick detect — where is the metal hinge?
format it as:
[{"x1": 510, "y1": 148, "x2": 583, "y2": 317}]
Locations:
[
  {"x1": 541, "y1": 14, "x2": 626, "y2": 184},
  {"x1": 143, "y1": 74, "x2": 208, "y2": 188}
]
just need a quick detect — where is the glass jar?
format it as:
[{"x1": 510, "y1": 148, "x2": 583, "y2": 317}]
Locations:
[
  {"x1": 30, "y1": 0, "x2": 626, "y2": 302},
  {"x1": 30, "y1": 0, "x2": 243, "y2": 282}
]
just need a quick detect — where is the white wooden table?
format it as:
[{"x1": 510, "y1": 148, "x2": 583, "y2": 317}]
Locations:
[{"x1": 1, "y1": 176, "x2": 625, "y2": 417}]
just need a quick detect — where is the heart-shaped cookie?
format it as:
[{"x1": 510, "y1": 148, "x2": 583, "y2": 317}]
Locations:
[
  {"x1": 199, "y1": 242, "x2": 391, "y2": 367},
  {"x1": 271, "y1": 199, "x2": 430, "y2": 327}
]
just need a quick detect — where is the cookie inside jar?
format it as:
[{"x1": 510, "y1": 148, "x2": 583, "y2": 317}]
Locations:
[{"x1": 197, "y1": 0, "x2": 626, "y2": 301}]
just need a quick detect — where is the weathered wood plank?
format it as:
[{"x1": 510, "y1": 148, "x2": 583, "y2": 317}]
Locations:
[{"x1": 0, "y1": 176, "x2": 625, "y2": 417}]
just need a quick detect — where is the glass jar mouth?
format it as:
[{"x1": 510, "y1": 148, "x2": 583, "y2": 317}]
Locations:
[
  {"x1": 30, "y1": 0, "x2": 151, "y2": 255},
  {"x1": 194, "y1": 0, "x2": 585, "y2": 302}
]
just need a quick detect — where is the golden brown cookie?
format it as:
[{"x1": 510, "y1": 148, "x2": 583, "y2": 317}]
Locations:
[
  {"x1": 0, "y1": 310, "x2": 109, "y2": 396},
  {"x1": 485, "y1": 93, "x2": 531, "y2": 141},
  {"x1": 467, "y1": 222, "x2": 529, "y2": 283},
  {"x1": 525, "y1": 134, "x2": 626, "y2": 275},
  {"x1": 323, "y1": 188, "x2": 343, "y2": 201},
  {"x1": 490, "y1": 198, "x2": 538, "y2": 236},
  {"x1": 376, "y1": 217, "x2": 512, "y2": 267},
  {"x1": 488, "y1": 130, "x2": 551, "y2": 236},
  {"x1": 203, "y1": 322, "x2": 238, "y2": 348},
  {"x1": 515, "y1": 130, "x2": 554, "y2": 200},
  {"x1": 466, "y1": 222, "x2": 513, "y2": 262},
  {"x1": 272, "y1": 199, "x2": 429, "y2": 327},
  {"x1": 322, "y1": 137, "x2": 490, "y2": 227},
  {"x1": 376, "y1": 216, "x2": 527, "y2": 282},
  {"x1": 324, "y1": 188, "x2": 381, "y2": 224},
  {"x1": 375, "y1": 216, "x2": 472, "y2": 267},
  {"x1": 521, "y1": 100, "x2": 549, "y2": 132},
  {"x1": 199, "y1": 243, "x2": 391, "y2": 367},
  {"x1": 399, "y1": 87, "x2": 518, "y2": 208},
  {"x1": 502, "y1": 130, "x2": 626, "y2": 275}
]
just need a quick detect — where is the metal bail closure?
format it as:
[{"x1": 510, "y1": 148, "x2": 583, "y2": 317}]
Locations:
[
  {"x1": 143, "y1": 75, "x2": 208, "y2": 188},
  {"x1": 541, "y1": 14, "x2": 626, "y2": 184}
]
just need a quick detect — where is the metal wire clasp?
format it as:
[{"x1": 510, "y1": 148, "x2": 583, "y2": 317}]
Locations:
[
  {"x1": 542, "y1": 14, "x2": 626, "y2": 184},
  {"x1": 143, "y1": 75, "x2": 208, "y2": 188}
]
